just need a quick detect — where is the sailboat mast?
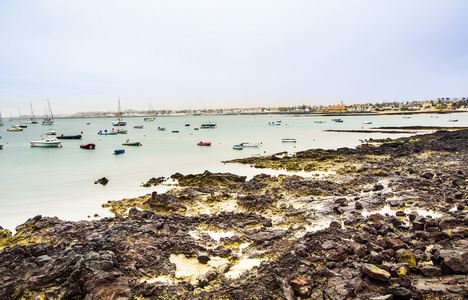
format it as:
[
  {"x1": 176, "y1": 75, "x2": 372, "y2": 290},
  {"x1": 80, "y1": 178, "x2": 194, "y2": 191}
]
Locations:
[{"x1": 48, "y1": 99, "x2": 54, "y2": 120}]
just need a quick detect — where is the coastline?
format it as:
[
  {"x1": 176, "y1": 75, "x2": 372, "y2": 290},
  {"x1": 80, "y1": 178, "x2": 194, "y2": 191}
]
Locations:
[{"x1": 1, "y1": 129, "x2": 467, "y2": 299}]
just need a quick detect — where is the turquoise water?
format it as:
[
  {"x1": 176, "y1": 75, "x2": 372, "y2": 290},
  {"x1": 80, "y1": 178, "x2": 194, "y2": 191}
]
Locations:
[{"x1": 0, "y1": 113, "x2": 466, "y2": 231}]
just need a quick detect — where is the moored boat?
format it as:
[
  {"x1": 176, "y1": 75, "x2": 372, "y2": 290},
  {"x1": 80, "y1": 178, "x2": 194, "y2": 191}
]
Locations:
[
  {"x1": 197, "y1": 141, "x2": 211, "y2": 146},
  {"x1": 57, "y1": 134, "x2": 82, "y2": 139},
  {"x1": 362, "y1": 121, "x2": 373, "y2": 124},
  {"x1": 449, "y1": 119, "x2": 459, "y2": 122},
  {"x1": 7, "y1": 125, "x2": 23, "y2": 132},
  {"x1": 98, "y1": 130, "x2": 117, "y2": 135},
  {"x1": 157, "y1": 127, "x2": 166, "y2": 131},
  {"x1": 113, "y1": 149, "x2": 125, "y2": 155},
  {"x1": 0, "y1": 144, "x2": 3, "y2": 149},
  {"x1": 282, "y1": 138, "x2": 296, "y2": 143},
  {"x1": 117, "y1": 129, "x2": 128, "y2": 134},
  {"x1": 332, "y1": 119, "x2": 343, "y2": 123},
  {"x1": 314, "y1": 120, "x2": 325, "y2": 124},
  {"x1": 240, "y1": 142, "x2": 259, "y2": 147},
  {"x1": 30, "y1": 136, "x2": 62, "y2": 147},
  {"x1": 134, "y1": 125, "x2": 144, "y2": 129},
  {"x1": 200, "y1": 122, "x2": 217, "y2": 129},
  {"x1": 112, "y1": 98, "x2": 127, "y2": 126},
  {"x1": 268, "y1": 121, "x2": 281, "y2": 126},
  {"x1": 42, "y1": 99, "x2": 54, "y2": 125},
  {"x1": 122, "y1": 140, "x2": 141, "y2": 146},
  {"x1": 80, "y1": 143, "x2": 96, "y2": 149},
  {"x1": 233, "y1": 144, "x2": 243, "y2": 150}
]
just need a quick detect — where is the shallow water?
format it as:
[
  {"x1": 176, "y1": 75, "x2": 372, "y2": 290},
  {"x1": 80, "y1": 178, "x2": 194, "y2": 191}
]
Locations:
[{"x1": 0, "y1": 112, "x2": 466, "y2": 231}]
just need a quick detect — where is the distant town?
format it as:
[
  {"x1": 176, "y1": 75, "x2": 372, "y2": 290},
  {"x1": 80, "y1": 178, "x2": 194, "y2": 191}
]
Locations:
[{"x1": 68, "y1": 97, "x2": 468, "y2": 118}]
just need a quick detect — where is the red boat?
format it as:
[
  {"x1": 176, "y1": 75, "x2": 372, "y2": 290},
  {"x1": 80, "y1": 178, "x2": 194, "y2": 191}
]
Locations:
[
  {"x1": 80, "y1": 143, "x2": 96, "y2": 149},
  {"x1": 197, "y1": 141, "x2": 211, "y2": 146}
]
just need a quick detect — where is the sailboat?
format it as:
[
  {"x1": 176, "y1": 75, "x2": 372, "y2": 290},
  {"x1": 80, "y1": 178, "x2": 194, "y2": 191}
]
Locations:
[
  {"x1": 144, "y1": 103, "x2": 156, "y2": 122},
  {"x1": 42, "y1": 99, "x2": 54, "y2": 125},
  {"x1": 112, "y1": 98, "x2": 127, "y2": 126},
  {"x1": 27, "y1": 101, "x2": 38, "y2": 124}
]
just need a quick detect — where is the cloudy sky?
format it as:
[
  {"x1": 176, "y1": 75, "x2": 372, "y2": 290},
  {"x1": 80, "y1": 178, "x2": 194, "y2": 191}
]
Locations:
[{"x1": 1, "y1": 0, "x2": 467, "y2": 115}]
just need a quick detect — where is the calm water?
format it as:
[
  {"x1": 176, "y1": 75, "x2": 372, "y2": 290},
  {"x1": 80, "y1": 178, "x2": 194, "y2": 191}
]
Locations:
[{"x1": 0, "y1": 113, "x2": 466, "y2": 231}]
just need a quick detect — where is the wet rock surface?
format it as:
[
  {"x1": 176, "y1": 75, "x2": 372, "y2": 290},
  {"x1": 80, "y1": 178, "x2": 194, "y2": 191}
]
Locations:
[{"x1": 1, "y1": 129, "x2": 468, "y2": 299}]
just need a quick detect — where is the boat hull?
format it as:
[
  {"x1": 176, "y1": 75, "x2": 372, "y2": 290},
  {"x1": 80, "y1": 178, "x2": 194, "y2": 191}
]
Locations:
[
  {"x1": 57, "y1": 135, "x2": 82, "y2": 139},
  {"x1": 30, "y1": 141, "x2": 61, "y2": 147},
  {"x1": 80, "y1": 143, "x2": 96, "y2": 149}
]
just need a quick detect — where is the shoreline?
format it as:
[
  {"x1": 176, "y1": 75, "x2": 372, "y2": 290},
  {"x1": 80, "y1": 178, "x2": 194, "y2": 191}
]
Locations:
[{"x1": 0, "y1": 130, "x2": 467, "y2": 299}]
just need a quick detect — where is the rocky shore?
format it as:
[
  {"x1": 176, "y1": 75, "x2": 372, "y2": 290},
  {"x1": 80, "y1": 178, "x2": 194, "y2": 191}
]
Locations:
[{"x1": 0, "y1": 130, "x2": 467, "y2": 299}]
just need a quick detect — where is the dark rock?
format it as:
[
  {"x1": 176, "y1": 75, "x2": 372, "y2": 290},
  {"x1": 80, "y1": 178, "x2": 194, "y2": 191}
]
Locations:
[
  {"x1": 197, "y1": 252, "x2": 211, "y2": 264},
  {"x1": 362, "y1": 264, "x2": 391, "y2": 282}
]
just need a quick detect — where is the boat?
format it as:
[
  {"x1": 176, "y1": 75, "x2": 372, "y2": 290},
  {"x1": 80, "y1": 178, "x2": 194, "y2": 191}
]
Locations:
[
  {"x1": 233, "y1": 144, "x2": 243, "y2": 150},
  {"x1": 449, "y1": 119, "x2": 459, "y2": 122},
  {"x1": 197, "y1": 141, "x2": 211, "y2": 146},
  {"x1": 27, "y1": 101, "x2": 38, "y2": 124},
  {"x1": 80, "y1": 143, "x2": 96, "y2": 149},
  {"x1": 314, "y1": 120, "x2": 325, "y2": 124},
  {"x1": 0, "y1": 144, "x2": 3, "y2": 150},
  {"x1": 282, "y1": 138, "x2": 296, "y2": 143},
  {"x1": 144, "y1": 103, "x2": 156, "y2": 122},
  {"x1": 403, "y1": 116, "x2": 411, "y2": 119},
  {"x1": 200, "y1": 122, "x2": 217, "y2": 129},
  {"x1": 112, "y1": 98, "x2": 127, "y2": 126},
  {"x1": 332, "y1": 119, "x2": 343, "y2": 123},
  {"x1": 185, "y1": 123, "x2": 190, "y2": 126},
  {"x1": 122, "y1": 140, "x2": 141, "y2": 146},
  {"x1": 240, "y1": 142, "x2": 259, "y2": 147},
  {"x1": 116, "y1": 129, "x2": 128, "y2": 134},
  {"x1": 46, "y1": 129, "x2": 57, "y2": 135},
  {"x1": 30, "y1": 136, "x2": 62, "y2": 147},
  {"x1": 86, "y1": 122, "x2": 91, "y2": 125},
  {"x1": 7, "y1": 125, "x2": 23, "y2": 132},
  {"x1": 172, "y1": 130, "x2": 179, "y2": 133},
  {"x1": 98, "y1": 130, "x2": 118, "y2": 135},
  {"x1": 268, "y1": 121, "x2": 281, "y2": 126},
  {"x1": 113, "y1": 149, "x2": 125, "y2": 155},
  {"x1": 42, "y1": 99, "x2": 54, "y2": 125},
  {"x1": 0, "y1": 109, "x2": 3, "y2": 126},
  {"x1": 134, "y1": 125, "x2": 144, "y2": 129},
  {"x1": 57, "y1": 134, "x2": 82, "y2": 139},
  {"x1": 157, "y1": 127, "x2": 166, "y2": 131},
  {"x1": 362, "y1": 121, "x2": 372, "y2": 124}
]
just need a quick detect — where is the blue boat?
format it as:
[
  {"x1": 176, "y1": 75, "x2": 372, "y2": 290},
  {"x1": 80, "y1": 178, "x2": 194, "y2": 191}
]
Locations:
[{"x1": 114, "y1": 149, "x2": 125, "y2": 155}]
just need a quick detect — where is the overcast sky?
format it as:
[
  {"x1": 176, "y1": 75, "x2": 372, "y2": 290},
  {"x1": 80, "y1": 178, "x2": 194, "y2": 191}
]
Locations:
[{"x1": 1, "y1": 0, "x2": 467, "y2": 115}]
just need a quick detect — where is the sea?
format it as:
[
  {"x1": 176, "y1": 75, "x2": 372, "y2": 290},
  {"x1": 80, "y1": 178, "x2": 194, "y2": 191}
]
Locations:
[{"x1": 0, "y1": 112, "x2": 466, "y2": 232}]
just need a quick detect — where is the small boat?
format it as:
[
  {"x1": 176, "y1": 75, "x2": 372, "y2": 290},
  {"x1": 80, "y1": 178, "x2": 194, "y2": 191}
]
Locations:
[
  {"x1": 172, "y1": 130, "x2": 179, "y2": 133},
  {"x1": 7, "y1": 125, "x2": 23, "y2": 132},
  {"x1": 122, "y1": 140, "x2": 141, "y2": 146},
  {"x1": 30, "y1": 136, "x2": 62, "y2": 147},
  {"x1": 42, "y1": 99, "x2": 54, "y2": 125},
  {"x1": 144, "y1": 103, "x2": 156, "y2": 122},
  {"x1": 233, "y1": 144, "x2": 243, "y2": 150},
  {"x1": 117, "y1": 129, "x2": 128, "y2": 134},
  {"x1": 403, "y1": 116, "x2": 411, "y2": 119},
  {"x1": 362, "y1": 121, "x2": 373, "y2": 124},
  {"x1": 282, "y1": 138, "x2": 296, "y2": 143},
  {"x1": 86, "y1": 122, "x2": 91, "y2": 125},
  {"x1": 0, "y1": 144, "x2": 3, "y2": 149},
  {"x1": 197, "y1": 141, "x2": 211, "y2": 146},
  {"x1": 268, "y1": 121, "x2": 281, "y2": 126},
  {"x1": 332, "y1": 119, "x2": 343, "y2": 123},
  {"x1": 112, "y1": 98, "x2": 127, "y2": 126},
  {"x1": 200, "y1": 122, "x2": 217, "y2": 129},
  {"x1": 449, "y1": 119, "x2": 459, "y2": 122},
  {"x1": 314, "y1": 120, "x2": 325, "y2": 124},
  {"x1": 134, "y1": 125, "x2": 144, "y2": 129},
  {"x1": 46, "y1": 129, "x2": 57, "y2": 135},
  {"x1": 18, "y1": 124, "x2": 28, "y2": 128},
  {"x1": 80, "y1": 143, "x2": 96, "y2": 149},
  {"x1": 98, "y1": 130, "x2": 117, "y2": 135},
  {"x1": 240, "y1": 142, "x2": 259, "y2": 147},
  {"x1": 157, "y1": 127, "x2": 166, "y2": 131},
  {"x1": 27, "y1": 101, "x2": 38, "y2": 124},
  {"x1": 185, "y1": 123, "x2": 190, "y2": 126},
  {"x1": 57, "y1": 134, "x2": 82, "y2": 139},
  {"x1": 113, "y1": 149, "x2": 125, "y2": 155}
]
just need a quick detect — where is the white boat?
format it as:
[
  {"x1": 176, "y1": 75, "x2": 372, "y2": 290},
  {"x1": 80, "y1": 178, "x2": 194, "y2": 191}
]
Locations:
[
  {"x1": 233, "y1": 144, "x2": 243, "y2": 150},
  {"x1": 7, "y1": 125, "x2": 23, "y2": 132},
  {"x1": 282, "y1": 138, "x2": 296, "y2": 143},
  {"x1": 240, "y1": 142, "x2": 259, "y2": 147},
  {"x1": 268, "y1": 121, "x2": 281, "y2": 126},
  {"x1": 112, "y1": 98, "x2": 127, "y2": 126},
  {"x1": 449, "y1": 119, "x2": 459, "y2": 122},
  {"x1": 200, "y1": 122, "x2": 217, "y2": 129},
  {"x1": 27, "y1": 101, "x2": 38, "y2": 124},
  {"x1": 42, "y1": 99, "x2": 54, "y2": 125},
  {"x1": 362, "y1": 121, "x2": 373, "y2": 124},
  {"x1": 314, "y1": 120, "x2": 325, "y2": 123},
  {"x1": 46, "y1": 129, "x2": 57, "y2": 135},
  {"x1": 144, "y1": 103, "x2": 156, "y2": 122},
  {"x1": 30, "y1": 136, "x2": 62, "y2": 147}
]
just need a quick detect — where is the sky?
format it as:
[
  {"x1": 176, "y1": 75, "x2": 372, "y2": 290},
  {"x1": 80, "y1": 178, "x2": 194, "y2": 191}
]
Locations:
[{"x1": 1, "y1": 0, "x2": 467, "y2": 115}]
